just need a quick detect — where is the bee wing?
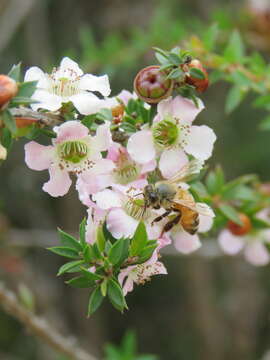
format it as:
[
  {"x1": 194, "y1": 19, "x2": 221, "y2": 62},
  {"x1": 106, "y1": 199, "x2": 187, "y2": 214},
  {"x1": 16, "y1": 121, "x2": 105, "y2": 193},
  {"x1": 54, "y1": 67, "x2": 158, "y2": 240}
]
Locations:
[
  {"x1": 166, "y1": 159, "x2": 204, "y2": 185},
  {"x1": 173, "y1": 199, "x2": 215, "y2": 218}
]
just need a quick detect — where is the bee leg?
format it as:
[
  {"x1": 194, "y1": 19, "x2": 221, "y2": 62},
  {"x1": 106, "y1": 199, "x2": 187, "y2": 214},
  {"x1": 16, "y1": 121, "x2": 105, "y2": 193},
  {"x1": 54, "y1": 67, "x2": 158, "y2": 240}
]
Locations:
[
  {"x1": 161, "y1": 213, "x2": 182, "y2": 236},
  {"x1": 151, "y1": 210, "x2": 172, "y2": 226}
]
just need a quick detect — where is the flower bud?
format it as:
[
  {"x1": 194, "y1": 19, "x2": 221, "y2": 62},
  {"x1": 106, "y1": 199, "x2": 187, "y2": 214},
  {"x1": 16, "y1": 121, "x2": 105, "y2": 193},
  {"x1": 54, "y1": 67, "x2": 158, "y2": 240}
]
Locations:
[
  {"x1": 134, "y1": 65, "x2": 173, "y2": 104},
  {"x1": 0, "y1": 75, "x2": 18, "y2": 107},
  {"x1": 0, "y1": 142, "x2": 7, "y2": 160},
  {"x1": 227, "y1": 213, "x2": 252, "y2": 236},
  {"x1": 15, "y1": 117, "x2": 37, "y2": 128},
  {"x1": 185, "y1": 59, "x2": 209, "y2": 93}
]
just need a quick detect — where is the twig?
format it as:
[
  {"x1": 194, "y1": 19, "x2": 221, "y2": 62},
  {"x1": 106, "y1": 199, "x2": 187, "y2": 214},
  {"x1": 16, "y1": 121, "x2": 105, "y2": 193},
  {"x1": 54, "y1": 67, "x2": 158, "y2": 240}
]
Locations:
[
  {"x1": 10, "y1": 107, "x2": 64, "y2": 127},
  {"x1": 0, "y1": 283, "x2": 98, "y2": 360}
]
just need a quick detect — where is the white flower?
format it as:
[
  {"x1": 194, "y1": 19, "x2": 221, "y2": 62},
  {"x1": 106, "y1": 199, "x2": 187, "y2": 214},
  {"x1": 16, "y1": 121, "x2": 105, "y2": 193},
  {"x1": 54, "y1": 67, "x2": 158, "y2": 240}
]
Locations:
[
  {"x1": 24, "y1": 57, "x2": 111, "y2": 115},
  {"x1": 127, "y1": 96, "x2": 216, "y2": 175}
]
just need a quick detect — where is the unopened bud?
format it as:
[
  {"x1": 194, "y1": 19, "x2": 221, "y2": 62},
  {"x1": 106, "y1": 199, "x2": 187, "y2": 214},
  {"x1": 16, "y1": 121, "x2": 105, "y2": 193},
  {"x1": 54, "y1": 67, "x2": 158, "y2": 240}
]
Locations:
[
  {"x1": 227, "y1": 213, "x2": 252, "y2": 236},
  {"x1": 134, "y1": 65, "x2": 173, "y2": 104},
  {"x1": 0, "y1": 75, "x2": 18, "y2": 107},
  {"x1": 185, "y1": 59, "x2": 209, "y2": 93}
]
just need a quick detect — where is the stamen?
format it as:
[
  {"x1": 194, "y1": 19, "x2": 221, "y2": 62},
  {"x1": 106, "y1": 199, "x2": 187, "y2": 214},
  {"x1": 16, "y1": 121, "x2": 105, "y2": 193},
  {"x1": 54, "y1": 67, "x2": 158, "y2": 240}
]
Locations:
[
  {"x1": 152, "y1": 118, "x2": 179, "y2": 148},
  {"x1": 59, "y1": 141, "x2": 88, "y2": 164}
]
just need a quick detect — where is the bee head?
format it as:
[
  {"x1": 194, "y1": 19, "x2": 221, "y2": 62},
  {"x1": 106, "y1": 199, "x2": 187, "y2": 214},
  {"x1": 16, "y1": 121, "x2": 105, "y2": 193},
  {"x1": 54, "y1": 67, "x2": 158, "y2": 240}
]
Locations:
[{"x1": 144, "y1": 184, "x2": 160, "y2": 207}]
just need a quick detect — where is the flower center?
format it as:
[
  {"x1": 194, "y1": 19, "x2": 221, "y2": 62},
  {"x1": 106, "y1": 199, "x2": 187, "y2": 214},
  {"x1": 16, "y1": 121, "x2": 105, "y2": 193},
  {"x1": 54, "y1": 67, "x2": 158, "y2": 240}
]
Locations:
[
  {"x1": 50, "y1": 77, "x2": 80, "y2": 97},
  {"x1": 152, "y1": 118, "x2": 179, "y2": 148},
  {"x1": 59, "y1": 141, "x2": 88, "y2": 164},
  {"x1": 114, "y1": 151, "x2": 140, "y2": 185},
  {"x1": 124, "y1": 197, "x2": 150, "y2": 221}
]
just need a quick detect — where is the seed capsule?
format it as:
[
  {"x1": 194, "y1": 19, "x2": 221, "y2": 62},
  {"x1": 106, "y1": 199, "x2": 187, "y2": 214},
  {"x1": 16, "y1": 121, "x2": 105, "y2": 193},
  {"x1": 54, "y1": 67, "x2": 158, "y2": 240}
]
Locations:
[
  {"x1": 134, "y1": 65, "x2": 173, "y2": 104},
  {"x1": 185, "y1": 59, "x2": 209, "y2": 93},
  {"x1": 227, "y1": 213, "x2": 252, "y2": 236},
  {"x1": 0, "y1": 75, "x2": 18, "y2": 107}
]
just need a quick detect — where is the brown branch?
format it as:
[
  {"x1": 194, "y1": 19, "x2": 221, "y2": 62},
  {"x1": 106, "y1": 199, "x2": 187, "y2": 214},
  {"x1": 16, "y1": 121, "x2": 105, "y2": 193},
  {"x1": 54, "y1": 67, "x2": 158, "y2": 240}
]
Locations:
[
  {"x1": 0, "y1": 283, "x2": 98, "y2": 360},
  {"x1": 10, "y1": 107, "x2": 64, "y2": 127}
]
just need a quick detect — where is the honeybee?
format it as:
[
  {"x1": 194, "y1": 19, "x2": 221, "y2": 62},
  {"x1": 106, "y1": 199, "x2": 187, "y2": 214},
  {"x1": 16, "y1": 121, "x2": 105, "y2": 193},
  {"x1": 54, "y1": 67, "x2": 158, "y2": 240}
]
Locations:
[{"x1": 143, "y1": 160, "x2": 213, "y2": 235}]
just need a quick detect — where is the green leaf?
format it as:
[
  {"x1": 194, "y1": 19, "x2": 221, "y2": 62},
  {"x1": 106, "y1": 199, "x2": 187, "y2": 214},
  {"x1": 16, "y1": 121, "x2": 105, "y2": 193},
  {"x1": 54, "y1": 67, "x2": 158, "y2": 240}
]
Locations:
[
  {"x1": 206, "y1": 166, "x2": 224, "y2": 195},
  {"x1": 168, "y1": 53, "x2": 182, "y2": 66},
  {"x1": 224, "y1": 30, "x2": 245, "y2": 63},
  {"x1": 155, "y1": 52, "x2": 169, "y2": 65},
  {"x1": 129, "y1": 222, "x2": 148, "y2": 257},
  {"x1": 108, "y1": 238, "x2": 125, "y2": 265},
  {"x1": 138, "y1": 244, "x2": 157, "y2": 263},
  {"x1": 79, "y1": 218, "x2": 86, "y2": 246},
  {"x1": 10, "y1": 97, "x2": 39, "y2": 105},
  {"x1": 8, "y1": 63, "x2": 21, "y2": 81},
  {"x1": 57, "y1": 260, "x2": 85, "y2": 276},
  {"x1": 253, "y1": 95, "x2": 270, "y2": 108},
  {"x1": 80, "y1": 267, "x2": 103, "y2": 281},
  {"x1": 225, "y1": 85, "x2": 245, "y2": 114},
  {"x1": 66, "y1": 275, "x2": 96, "y2": 288},
  {"x1": 97, "y1": 226, "x2": 106, "y2": 253},
  {"x1": 1, "y1": 110, "x2": 17, "y2": 134},
  {"x1": 203, "y1": 23, "x2": 219, "y2": 51},
  {"x1": 47, "y1": 246, "x2": 79, "y2": 259},
  {"x1": 58, "y1": 228, "x2": 82, "y2": 252},
  {"x1": 83, "y1": 244, "x2": 96, "y2": 262},
  {"x1": 88, "y1": 286, "x2": 103, "y2": 317},
  {"x1": 108, "y1": 279, "x2": 127, "y2": 312},
  {"x1": 189, "y1": 67, "x2": 205, "y2": 80},
  {"x1": 1, "y1": 128, "x2": 13, "y2": 150},
  {"x1": 167, "y1": 68, "x2": 183, "y2": 79},
  {"x1": 252, "y1": 217, "x2": 270, "y2": 230},
  {"x1": 101, "y1": 279, "x2": 108, "y2": 296},
  {"x1": 96, "y1": 108, "x2": 113, "y2": 122},
  {"x1": 218, "y1": 204, "x2": 243, "y2": 225},
  {"x1": 17, "y1": 81, "x2": 37, "y2": 97},
  {"x1": 222, "y1": 184, "x2": 258, "y2": 201}
]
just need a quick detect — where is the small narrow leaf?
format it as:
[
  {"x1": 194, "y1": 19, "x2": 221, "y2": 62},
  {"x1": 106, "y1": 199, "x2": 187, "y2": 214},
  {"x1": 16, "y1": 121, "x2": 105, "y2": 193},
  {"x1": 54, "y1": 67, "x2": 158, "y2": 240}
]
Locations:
[
  {"x1": 108, "y1": 279, "x2": 127, "y2": 312},
  {"x1": 66, "y1": 276, "x2": 96, "y2": 288},
  {"x1": 8, "y1": 63, "x2": 21, "y2": 81},
  {"x1": 97, "y1": 226, "x2": 105, "y2": 253},
  {"x1": 58, "y1": 228, "x2": 82, "y2": 252},
  {"x1": 88, "y1": 286, "x2": 104, "y2": 317},
  {"x1": 57, "y1": 260, "x2": 85, "y2": 276},
  {"x1": 225, "y1": 85, "x2": 245, "y2": 114},
  {"x1": 17, "y1": 81, "x2": 37, "y2": 97},
  {"x1": 218, "y1": 204, "x2": 243, "y2": 225},
  {"x1": 1, "y1": 110, "x2": 17, "y2": 133},
  {"x1": 79, "y1": 218, "x2": 86, "y2": 246},
  {"x1": 224, "y1": 30, "x2": 245, "y2": 63},
  {"x1": 129, "y1": 222, "x2": 148, "y2": 256},
  {"x1": 80, "y1": 267, "x2": 103, "y2": 281},
  {"x1": 47, "y1": 246, "x2": 79, "y2": 259},
  {"x1": 189, "y1": 67, "x2": 205, "y2": 80},
  {"x1": 108, "y1": 238, "x2": 125, "y2": 265}
]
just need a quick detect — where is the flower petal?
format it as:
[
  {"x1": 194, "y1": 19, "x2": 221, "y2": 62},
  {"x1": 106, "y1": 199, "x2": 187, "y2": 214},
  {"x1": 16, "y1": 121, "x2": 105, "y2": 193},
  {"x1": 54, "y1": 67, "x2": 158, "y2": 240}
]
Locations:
[
  {"x1": 59, "y1": 57, "x2": 83, "y2": 77},
  {"x1": 172, "y1": 230, "x2": 201, "y2": 254},
  {"x1": 79, "y1": 74, "x2": 111, "y2": 96},
  {"x1": 127, "y1": 130, "x2": 155, "y2": 164},
  {"x1": 70, "y1": 92, "x2": 105, "y2": 115},
  {"x1": 24, "y1": 67, "x2": 49, "y2": 89},
  {"x1": 106, "y1": 208, "x2": 138, "y2": 238},
  {"x1": 244, "y1": 242, "x2": 270, "y2": 266},
  {"x1": 24, "y1": 141, "x2": 53, "y2": 170},
  {"x1": 92, "y1": 189, "x2": 122, "y2": 210},
  {"x1": 218, "y1": 229, "x2": 245, "y2": 255},
  {"x1": 159, "y1": 148, "x2": 188, "y2": 179},
  {"x1": 30, "y1": 90, "x2": 62, "y2": 111},
  {"x1": 157, "y1": 95, "x2": 204, "y2": 123},
  {"x1": 42, "y1": 165, "x2": 72, "y2": 197},
  {"x1": 53, "y1": 120, "x2": 89, "y2": 144},
  {"x1": 93, "y1": 122, "x2": 112, "y2": 152},
  {"x1": 184, "y1": 125, "x2": 216, "y2": 160},
  {"x1": 198, "y1": 214, "x2": 213, "y2": 233}
]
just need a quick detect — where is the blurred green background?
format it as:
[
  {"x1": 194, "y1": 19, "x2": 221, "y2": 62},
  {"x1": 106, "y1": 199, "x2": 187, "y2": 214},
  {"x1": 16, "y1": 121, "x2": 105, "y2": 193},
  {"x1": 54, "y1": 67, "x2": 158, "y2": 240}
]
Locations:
[{"x1": 1, "y1": 0, "x2": 270, "y2": 359}]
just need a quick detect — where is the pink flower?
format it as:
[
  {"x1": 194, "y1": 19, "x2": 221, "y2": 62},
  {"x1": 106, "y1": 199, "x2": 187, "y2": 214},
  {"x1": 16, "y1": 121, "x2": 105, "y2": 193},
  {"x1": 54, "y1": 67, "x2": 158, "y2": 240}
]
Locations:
[
  {"x1": 127, "y1": 96, "x2": 216, "y2": 177},
  {"x1": 85, "y1": 207, "x2": 107, "y2": 244},
  {"x1": 92, "y1": 185, "x2": 163, "y2": 239},
  {"x1": 24, "y1": 121, "x2": 114, "y2": 197},
  {"x1": 171, "y1": 214, "x2": 214, "y2": 254},
  {"x1": 118, "y1": 254, "x2": 167, "y2": 296},
  {"x1": 218, "y1": 228, "x2": 270, "y2": 266}
]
